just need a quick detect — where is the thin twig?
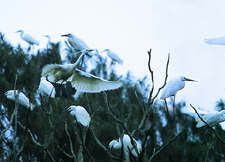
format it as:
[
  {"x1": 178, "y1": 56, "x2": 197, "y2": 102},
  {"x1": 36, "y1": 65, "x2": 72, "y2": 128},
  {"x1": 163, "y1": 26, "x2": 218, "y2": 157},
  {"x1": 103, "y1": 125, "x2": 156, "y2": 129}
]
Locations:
[
  {"x1": 103, "y1": 92, "x2": 140, "y2": 158},
  {"x1": 64, "y1": 122, "x2": 77, "y2": 160},
  {"x1": 56, "y1": 143, "x2": 74, "y2": 159},
  {"x1": 150, "y1": 53, "x2": 170, "y2": 105},
  {"x1": 46, "y1": 149, "x2": 56, "y2": 162},
  {"x1": 190, "y1": 104, "x2": 225, "y2": 145},
  {"x1": 132, "y1": 91, "x2": 147, "y2": 135},
  {"x1": 149, "y1": 130, "x2": 184, "y2": 162},
  {"x1": 90, "y1": 127, "x2": 120, "y2": 161},
  {"x1": 13, "y1": 74, "x2": 18, "y2": 162},
  {"x1": 18, "y1": 121, "x2": 44, "y2": 147},
  {"x1": 147, "y1": 49, "x2": 155, "y2": 103}
]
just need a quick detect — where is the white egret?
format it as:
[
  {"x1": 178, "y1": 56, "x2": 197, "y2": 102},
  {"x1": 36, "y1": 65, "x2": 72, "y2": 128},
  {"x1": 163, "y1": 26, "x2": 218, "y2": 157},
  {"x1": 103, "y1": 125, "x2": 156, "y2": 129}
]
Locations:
[
  {"x1": 160, "y1": 76, "x2": 197, "y2": 100},
  {"x1": 102, "y1": 49, "x2": 123, "y2": 64},
  {"x1": 204, "y1": 36, "x2": 225, "y2": 46},
  {"x1": 42, "y1": 53, "x2": 123, "y2": 93},
  {"x1": 5, "y1": 90, "x2": 34, "y2": 110},
  {"x1": 38, "y1": 78, "x2": 56, "y2": 98},
  {"x1": 160, "y1": 76, "x2": 197, "y2": 113},
  {"x1": 16, "y1": 30, "x2": 39, "y2": 46},
  {"x1": 61, "y1": 33, "x2": 89, "y2": 52},
  {"x1": 42, "y1": 53, "x2": 85, "y2": 83},
  {"x1": 109, "y1": 134, "x2": 142, "y2": 158},
  {"x1": 194, "y1": 110, "x2": 225, "y2": 128},
  {"x1": 66, "y1": 105, "x2": 91, "y2": 127}
]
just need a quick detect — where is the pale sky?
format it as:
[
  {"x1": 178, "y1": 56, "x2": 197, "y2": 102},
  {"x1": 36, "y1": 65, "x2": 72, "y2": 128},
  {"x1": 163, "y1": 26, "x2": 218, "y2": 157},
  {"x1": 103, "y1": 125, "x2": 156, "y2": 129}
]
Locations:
[{"x1": 1, "y1": 0, "x2": 225, "y2": 110}]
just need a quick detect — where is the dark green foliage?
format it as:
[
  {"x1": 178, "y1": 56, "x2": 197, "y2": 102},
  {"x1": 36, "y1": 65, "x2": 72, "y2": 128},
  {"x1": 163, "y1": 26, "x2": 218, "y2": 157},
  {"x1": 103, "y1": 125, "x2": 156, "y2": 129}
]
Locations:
[{"x1": 1, "y1": 32, "x2": 225, "y2": 162}]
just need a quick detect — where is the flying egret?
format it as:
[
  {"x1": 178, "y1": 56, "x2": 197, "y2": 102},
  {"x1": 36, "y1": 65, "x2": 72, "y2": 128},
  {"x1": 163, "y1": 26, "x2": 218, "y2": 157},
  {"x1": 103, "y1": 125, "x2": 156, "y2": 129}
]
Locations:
[
  {"x1": 204, "y1": 36, "x2": 225, "y2": 46},
  {"x1": 38, "y1": 78, "x2": 56, "y2": 98},
  {"x1": 102, "y1": 49, "x2": 123, "y2": 64},
  {"x1": 16, "y1": 30, "x2": 39, "y2": 46},
  {"x1": 109, "y1": 134, "x2": 142, "y2": 158},
  {"x1": 5, "y1": 90, "x2": 34, "y2": 110},
  {"x1": 61, "y1": 33, "x2": 89, "y2": 52},
  {"x1": 160, "y1": 76, "x2": 197, "y2": 113},
  {"x1": 66, "y1": 105, "x2": 91, "y2": 127},
  {"x1": 42, "y1": 53, "x2": 85, "y2": 82},
  {"x1": 42, "y1": 53, "x2": 123, "y2": 94}
]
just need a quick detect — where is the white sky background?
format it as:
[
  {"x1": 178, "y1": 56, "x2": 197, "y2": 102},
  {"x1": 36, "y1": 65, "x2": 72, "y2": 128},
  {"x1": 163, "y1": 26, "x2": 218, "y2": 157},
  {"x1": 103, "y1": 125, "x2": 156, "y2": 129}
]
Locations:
[{"x1": 1, "y1": 0, "x2": 225, "y2": 110}]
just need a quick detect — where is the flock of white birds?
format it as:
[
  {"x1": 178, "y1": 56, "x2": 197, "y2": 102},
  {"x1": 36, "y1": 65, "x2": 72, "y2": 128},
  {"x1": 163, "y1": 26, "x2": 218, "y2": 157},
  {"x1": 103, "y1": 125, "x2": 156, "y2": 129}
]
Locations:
[{"x1": 3, "y1": 31, "x2": 225, "y2": 158}]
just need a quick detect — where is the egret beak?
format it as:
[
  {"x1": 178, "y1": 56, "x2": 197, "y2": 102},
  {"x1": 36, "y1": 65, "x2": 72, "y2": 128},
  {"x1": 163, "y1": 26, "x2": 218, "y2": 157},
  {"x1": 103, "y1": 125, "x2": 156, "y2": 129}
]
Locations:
[
  {"x1": 184, "y1": 77, "x2": 197, "y2": 82},
  {"x1": 65, "y1": 107, "x2": 71, "y2": 112},
  {"x1": 61, "y1": 34, "x2": 69, "y2": 37}
]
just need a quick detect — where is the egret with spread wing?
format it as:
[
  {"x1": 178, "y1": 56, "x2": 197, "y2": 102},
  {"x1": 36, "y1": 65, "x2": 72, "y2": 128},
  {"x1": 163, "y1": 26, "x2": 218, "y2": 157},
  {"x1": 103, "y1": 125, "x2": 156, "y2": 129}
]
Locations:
[{"x1": 42, "y1": 53, "x2": 123, "y2": 94}]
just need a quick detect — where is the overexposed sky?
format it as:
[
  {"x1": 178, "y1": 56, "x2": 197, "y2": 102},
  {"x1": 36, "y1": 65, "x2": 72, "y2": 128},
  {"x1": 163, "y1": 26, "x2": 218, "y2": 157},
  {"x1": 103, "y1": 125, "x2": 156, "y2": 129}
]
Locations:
[{"x1": 1, "y1": 0, "x2": 225, "y2": 110}]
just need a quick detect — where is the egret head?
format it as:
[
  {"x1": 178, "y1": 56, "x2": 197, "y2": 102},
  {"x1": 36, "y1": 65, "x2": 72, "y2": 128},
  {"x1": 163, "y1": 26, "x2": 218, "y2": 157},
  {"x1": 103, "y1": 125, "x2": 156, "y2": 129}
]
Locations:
[
  {"x1": 16, "y1": 30, "x2": 24, "y2": 33},
  {"x1": 103, "y1": 49, "x2": 110, "y2": 53},
  {"x1": 5, "y1": 90, "x2": 18, "y2": 100},
  {"x1": 65, "y1": 106, "x2": 76, "y2": 115},
  {"x1": 181, "y1": 76, "x2": 197, "y2": 82},
  {"x1": 61, "y1": 33, "x2": 72, "y2": 38}
]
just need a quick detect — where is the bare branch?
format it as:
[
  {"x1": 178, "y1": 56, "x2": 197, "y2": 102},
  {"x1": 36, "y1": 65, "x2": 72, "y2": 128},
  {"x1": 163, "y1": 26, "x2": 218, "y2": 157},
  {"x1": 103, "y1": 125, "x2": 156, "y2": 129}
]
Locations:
[
  {"x1": 56, "y1": 143, "x2": 74, "y2": 159},
  {"x1": 149, "y1": 130, "x2": 184, "y2": 162},
  {"x1": 64, "y1": 122, "x2": 77, "y2": 160},
  {"x1": 147, "y1": 49, "x2": 155, "y2": 103},
  {"x1": 90, "y1": 127, "x2": 120, "y2": 161},
  {"x1": 18, "y1": 121, "x2": 45, "y2": 147},
  {"x1": 190, "y1": 104, "x2": 225, "y2": 145},
  {"x1": 150, "y1": 53, "x2": 170, "y2": 105},
  {"x1": 103, "y1": 92, "x2": 140, "y2": 158},
  {"x1": 46, "y1": 149, "x2": 56, "y2": 162}
]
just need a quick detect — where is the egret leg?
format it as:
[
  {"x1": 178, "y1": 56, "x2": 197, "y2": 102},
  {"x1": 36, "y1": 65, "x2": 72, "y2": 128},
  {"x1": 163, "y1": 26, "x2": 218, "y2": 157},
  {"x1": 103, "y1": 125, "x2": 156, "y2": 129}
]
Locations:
[{"x1": 164, "y1": 99, "x2": 169, "y2": 114}]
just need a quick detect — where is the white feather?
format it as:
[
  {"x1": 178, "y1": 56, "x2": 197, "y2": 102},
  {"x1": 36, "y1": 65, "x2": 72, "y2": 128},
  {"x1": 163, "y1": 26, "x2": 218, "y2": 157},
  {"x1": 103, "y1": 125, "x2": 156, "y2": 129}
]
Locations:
[
  {"x1": 160, "y1": 76, "x2": 185, "y2": 99},
  {"x1": 41, "y1": 64, "x2": 75, "y2": 82},
  {"x1": 5, "y1": 90, "x2": 34, "y2": 110},
  {"x1": 17, "y1": 30, "x2": 39, "y2": 45},
  {"x1": 70, "y1": 69, "x2": 123, "y2": 93},
  {"x1": 63, "y1": 33, "x2": 88, "y2": 51},
  {"x1": 109, "y1": 134, "x2": 142, "y2": 157},
  {"x1": 195, "y1": 110, "x2": 225, "y2": 128},
  {"x1": 103, "y1": 49, "x2": 123, "y2": 64},
  {"x1": 67, "y1": 105, "x2": 91, "y2": 127},
  {"x1": 38, "y1": 78, "x2": 56, "y2": 98},
  {"x1": 204, "y1": 37, "x2": 225, "y2": 46}
]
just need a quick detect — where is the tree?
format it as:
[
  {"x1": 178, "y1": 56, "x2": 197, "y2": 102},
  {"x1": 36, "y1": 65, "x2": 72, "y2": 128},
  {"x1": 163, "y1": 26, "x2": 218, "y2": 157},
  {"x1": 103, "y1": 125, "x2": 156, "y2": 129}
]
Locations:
[{"x1": 1, "y1": 32, "x2": 225, "y2": 162}]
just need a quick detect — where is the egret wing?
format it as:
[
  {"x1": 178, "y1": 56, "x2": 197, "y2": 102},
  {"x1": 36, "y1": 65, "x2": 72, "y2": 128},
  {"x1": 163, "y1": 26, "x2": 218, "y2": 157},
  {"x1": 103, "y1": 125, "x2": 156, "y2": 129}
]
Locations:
[
  {"x1": 42, "y1": 64, "x2": 73, "y2": 82},
  {"x1": 204, "y1": 37, "x2": 225, "y2": 46},
  {"x1": 23, "y1": 33, "x2": 39, "y2": 45},
  {"x1": 70, "y1": 69, "x2": 123, "y2": 93},
  {"x1": 105, "y1": 50, "x2": 123, "y2": 64}
]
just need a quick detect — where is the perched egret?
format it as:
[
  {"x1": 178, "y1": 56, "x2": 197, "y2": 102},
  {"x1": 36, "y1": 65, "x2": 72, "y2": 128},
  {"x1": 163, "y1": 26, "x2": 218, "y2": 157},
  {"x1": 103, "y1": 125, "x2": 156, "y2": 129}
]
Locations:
[
  {"x1": 16, "y1": 30, "x2": 39, "y2": 46},
  {"x1": 160, "y1": 76, "x2": 197, "y2": 100},
  {"x1": 42, "y1": 53, "x2": 123, "y2": 94},
  {"x1": 102, "y1": 49, "x2": 123, "y2": 64},
  {"x1": 61, "y1": 33, "x2": 89, "y2": 52},
  {"x1": 160, "y1": 76, "x2": 197, "y2": 113},
  {"x1": 194, "y1": 110, "x2": 225, "y2": 128},
  {"x1": 109, "y1": 134, "x2": 142, "y2": 158},
  {"x1": 66, "y1": 105, "x2": 91, "y2": 127},
  {"x1": 204, "y1": 36, "x2": 225, "y2": 46},
  {"x1": 5, "y1": 90, "x2": 34, "y2": 110},
  {"x1": 38, "y1": 78, "x2": 56, "y2": 98}
]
